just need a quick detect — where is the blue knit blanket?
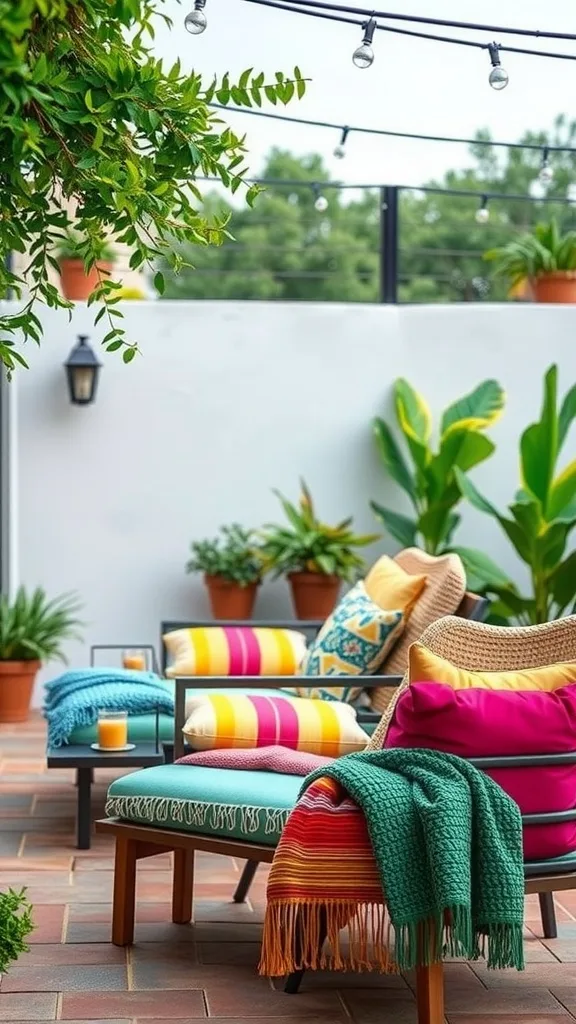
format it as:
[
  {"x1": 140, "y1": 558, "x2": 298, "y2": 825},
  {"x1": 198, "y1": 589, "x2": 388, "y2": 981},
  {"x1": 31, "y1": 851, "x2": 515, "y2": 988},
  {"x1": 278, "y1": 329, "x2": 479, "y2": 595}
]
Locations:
[{"x1": 43, "y1": 668, "x2": 174, "y2": 747}]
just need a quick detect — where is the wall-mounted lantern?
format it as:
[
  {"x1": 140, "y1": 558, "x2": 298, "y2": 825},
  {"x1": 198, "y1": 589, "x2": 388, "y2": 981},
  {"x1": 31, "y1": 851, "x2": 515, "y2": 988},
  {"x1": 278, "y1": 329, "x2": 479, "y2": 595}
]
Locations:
[{"x1": 64, "y1": 335, "x2": 101, "y2": 406}]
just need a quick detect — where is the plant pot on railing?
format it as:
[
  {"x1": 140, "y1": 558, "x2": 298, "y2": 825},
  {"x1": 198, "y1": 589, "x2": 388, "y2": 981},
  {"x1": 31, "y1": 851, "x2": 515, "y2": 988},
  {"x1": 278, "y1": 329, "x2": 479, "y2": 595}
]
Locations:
[
  {"x1": 59, "y1": 259, "x2": 113, "y2": 301},
  {"x1": 0, "y1": 661, "x2": 40, "y2": 723},
  {"x1": 205, "y1": 576, "x2": 259, "y2": 620},
  {"x1": 531, "y1": 272, "x2": 576, "y2": 304},
  {"x1": 485, "y1": 220, "x2": 576, "y2": 305},
  {"x1": 288, "y1": 572, "x2": 341, "y2": 619}
]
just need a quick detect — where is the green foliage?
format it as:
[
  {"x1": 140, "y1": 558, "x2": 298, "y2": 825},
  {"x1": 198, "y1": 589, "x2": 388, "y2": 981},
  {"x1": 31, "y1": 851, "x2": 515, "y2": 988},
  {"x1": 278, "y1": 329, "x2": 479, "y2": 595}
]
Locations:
[
  {"x1": 0, "y1": 888, "x2": 34, "y2": 972},
  {"x1": 55, "y1": 229, "x2": 115, "y2": 262},
  {"x1": 260, "y1": 480, "x2": 378, "y2": 582},
  {"x1": 485, "y1": 219, "x2": 576, "y2": 286},
  {"x1": 0, "y1": 587, "x2": 83, "y2": 663},
  {"x1": 186, "y1": 525, "x2": 263, "y2": 586},
  {"x1": 0, "y1": 1, "x2": 307, "y2": 372},
  {"x1": 370, "y1": 377, "x2": 505, "y2": 556},
  {"x1": 455, "y1": 364, "x2": 576, "y2": 624}
]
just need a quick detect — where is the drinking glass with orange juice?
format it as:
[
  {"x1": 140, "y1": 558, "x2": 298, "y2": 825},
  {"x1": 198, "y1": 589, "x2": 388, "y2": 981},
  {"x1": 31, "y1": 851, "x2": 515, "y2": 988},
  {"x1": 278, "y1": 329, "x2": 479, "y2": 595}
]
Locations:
[
  {"x1": 122, "y1": 649, "x2": 147, "y2": 671},
  {"x1": 97, "y1": 710, "x2": 128, "y2": 749}
]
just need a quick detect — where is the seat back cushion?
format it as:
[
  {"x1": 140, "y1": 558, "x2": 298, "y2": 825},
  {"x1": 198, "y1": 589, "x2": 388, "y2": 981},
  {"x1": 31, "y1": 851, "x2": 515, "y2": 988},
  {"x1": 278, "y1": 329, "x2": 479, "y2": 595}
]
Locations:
[
  {"x1": 182, "y1": 692, "x2": 369, "y2": 757},
  {"x1": 385, "y1": 681, "x2": 576, "y2": 860},
  {"x1": 106, "y1": 763, "x2": 300, "y2": 846},
  {"x1": 364, "y1": 555, "x2": 426, "y2": 617},
  {"x1": 409, "y1": 644, "x2": 576, "y2": 692},
  {"x1": 163, "y1": 626, "x2": 307, "y2": 678},
  {"x1": 283, "y1": 581, "x2": 404, "y2": 703}
]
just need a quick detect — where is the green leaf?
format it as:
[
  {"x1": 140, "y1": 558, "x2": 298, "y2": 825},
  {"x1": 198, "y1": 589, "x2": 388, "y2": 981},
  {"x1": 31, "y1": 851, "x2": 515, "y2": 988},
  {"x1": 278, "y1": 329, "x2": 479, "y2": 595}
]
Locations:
[
  {"x1": 370, "y1": 502, "x2": 417, "y2": 548},
  {"x1": 549, "y1": 550, "x2": 576, "y2": 612},
  {"x1": 440, "y1": 379, "x2": 505, "y2": 436},
  {"x1": 394, "y1": 378, "x2": 432, "y2": 443},
  {"x1": 548, "y1": 460, "x2": 576, "y2": 521},
  {"x1": 154, "y1": 271, "x2": 165, "y2": 295},
  {"x1": 558, "y1": 383, "x2": 576, "y2": 450},
  {"x1": 520, "y1": 364, "x2": 558, "y2": 509},
  {"x1": 450, "y1": 546, "x2": 515, "y2": 591},
  {"x1": 372, "y1": 418, "x2": 416, "y2": 501},
  {"x1": 122, "y1": 347, "x2": 137, "y2": 364},
  {"x1": 453, "y1": 469, "x2": 500, "y2": 518}
]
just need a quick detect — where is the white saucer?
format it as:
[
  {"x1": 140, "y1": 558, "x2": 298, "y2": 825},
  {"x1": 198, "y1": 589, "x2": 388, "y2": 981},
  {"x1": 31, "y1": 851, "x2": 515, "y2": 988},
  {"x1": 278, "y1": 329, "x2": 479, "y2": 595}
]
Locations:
[{"x1": 90, "y1": 742, "x2": 135, "y2": 753}]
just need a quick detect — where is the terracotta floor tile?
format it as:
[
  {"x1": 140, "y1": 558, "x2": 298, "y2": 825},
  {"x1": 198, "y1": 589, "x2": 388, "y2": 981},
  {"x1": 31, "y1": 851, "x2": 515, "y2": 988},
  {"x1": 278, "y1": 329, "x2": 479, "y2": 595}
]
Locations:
[
  {"x1": 335, "y1": 992, "x2": 418, "y2": 1024},
  {"x1": 68, "y1": 902, "x2": 173, "y2": 924},
  {"x1": 470, "y1": 962, "x2": 575, "y2": 987},
  {"x1": 205, "y1": 981, "x2": 345, "y2": 1018},
  {"x1": 1, "y1": 964, "x2": 127, "y2": 992},
  {"x1": 18, "y1": 943, "x2": 126, "y2": 966},
  {"x1": 60, "y1": 990, "x2": 207, "y2": 1019},
  {"x1": 447, "y1": 1017, "x2": 573, "y2": 1023},
  {"x1": 66, "y1": 921, "x2": 197, "y2": 944},
  {"x1": 444, "y1": 988, "x2": 566, "y2": 1014},
  {"x1": 29, "y1": 904, "x2": 66, "y2": 944},
  {"x1": 0, "y1": 993, "x2": 58, "y2": 1020}
]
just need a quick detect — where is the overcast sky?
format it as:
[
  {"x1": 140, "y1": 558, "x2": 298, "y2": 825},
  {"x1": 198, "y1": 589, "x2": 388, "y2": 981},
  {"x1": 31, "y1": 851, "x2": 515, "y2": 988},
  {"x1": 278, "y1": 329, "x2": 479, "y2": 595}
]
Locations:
[{"x1": 153, "y1": 0, "x2": 574, "y2": 188}]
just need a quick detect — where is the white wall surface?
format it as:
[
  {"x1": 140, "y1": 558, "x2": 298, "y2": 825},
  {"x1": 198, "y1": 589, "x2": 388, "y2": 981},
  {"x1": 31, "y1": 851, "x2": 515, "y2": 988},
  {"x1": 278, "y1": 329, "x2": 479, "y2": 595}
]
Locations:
[{"x1": 7, "y1": 300, "x2": 576, "y2": 702}]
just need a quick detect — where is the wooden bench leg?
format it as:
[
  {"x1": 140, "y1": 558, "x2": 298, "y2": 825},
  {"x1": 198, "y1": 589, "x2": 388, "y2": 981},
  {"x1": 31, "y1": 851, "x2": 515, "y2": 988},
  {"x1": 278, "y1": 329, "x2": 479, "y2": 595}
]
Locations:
[
  {"x1": 112, "y1": 836, "x2": 138, "y2": 946},
  {"x1": 416, "y1": 962, "x2": 445, "y2": 1024},
  {"x1": 539, "y1": 891, "x2": 558, "y2": 939},
  {"x1": 172, "y1": 848, "x2": 195, "y2": 925},
  {"x1": 233, "y1": 859, "x2": 259, "y2": 903}
]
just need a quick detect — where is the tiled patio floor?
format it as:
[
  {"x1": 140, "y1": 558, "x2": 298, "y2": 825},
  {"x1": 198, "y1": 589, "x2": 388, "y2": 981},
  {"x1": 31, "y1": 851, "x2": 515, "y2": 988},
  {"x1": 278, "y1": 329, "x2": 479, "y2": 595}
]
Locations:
[{"x1": 1, "y1": 716, "x2": 576, "y2": 1024}]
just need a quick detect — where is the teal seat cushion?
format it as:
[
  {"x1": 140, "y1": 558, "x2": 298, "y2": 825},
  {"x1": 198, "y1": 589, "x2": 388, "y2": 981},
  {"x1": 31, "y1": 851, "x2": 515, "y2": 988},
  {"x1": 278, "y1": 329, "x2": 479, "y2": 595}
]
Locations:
[
  {"x1": 66, "y1": 686, "x2": 284, "y2": 744},
  {"x1": 106, "y1": 763, "x2": 300, "y2": 845}
]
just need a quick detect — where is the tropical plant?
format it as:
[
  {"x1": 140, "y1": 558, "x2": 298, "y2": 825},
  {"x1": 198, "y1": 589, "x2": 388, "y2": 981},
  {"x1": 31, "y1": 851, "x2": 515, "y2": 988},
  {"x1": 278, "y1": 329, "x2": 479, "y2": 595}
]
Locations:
[
  {"x1": 186, "y1": 525, "x2": 263, "y2": 587},
  {"x1": 484, "y1": 220, "x2": 576, "y2": 287},
  {"x1": 0, "y1": 888, "x2": 34, "y2": 972},
  {"x1": 0, "y1": 587, "x2": 83, "y2": 663},
  {"x1": 370, "y1": 377, "x2": 505, "y2": 556},
  {"x1": 260, "y1": 481, "x2": 378, "y2": 581},
  {"x1": 455, "y1": 364, "x2": 576, "y2": 624},
  {"x1": 0, "y1": 1, "x2": 307, "y2": 372},
  {"x1": 55, "y1": 230, "x2": 115, "y2": 263}
]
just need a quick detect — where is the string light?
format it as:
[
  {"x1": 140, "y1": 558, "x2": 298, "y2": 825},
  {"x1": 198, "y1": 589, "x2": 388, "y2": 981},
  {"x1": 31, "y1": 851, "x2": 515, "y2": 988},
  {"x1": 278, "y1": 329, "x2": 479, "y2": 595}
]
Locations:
[
  {"x1": 334, "y1": 127, "x2": 350, "y2": 159},
  {"x1": 539, "y1": 147, "x2": 554, "y2": 186},
  {"x1": 475, "y1": 196, "x2": 490, "y2": 224},
  {"x1": 352, "y1": 17, "x2": 376, "y2": 67},
  {"x1": 488, "y1": 43, "x2": 509, "y2": 90},
  {"x1": 312, "y1": 184, "x2": 329, "y2": 211},
  {"x1": 184, "y1": 0, "x2": 207, "y2": 33},
  {"x1": 567, "y1": 183, "x2": 576, "y2": 203}
]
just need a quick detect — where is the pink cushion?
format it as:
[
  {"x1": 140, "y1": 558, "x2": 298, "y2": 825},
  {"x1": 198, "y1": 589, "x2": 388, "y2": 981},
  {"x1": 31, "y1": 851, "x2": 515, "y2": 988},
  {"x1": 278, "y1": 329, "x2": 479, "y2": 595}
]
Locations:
[
  {"x1": 175, "y1": 745, "x2": 334, "y2": 776},
  {"x1": 385, "y1": 681, "x2": 576, "y2": 860}
]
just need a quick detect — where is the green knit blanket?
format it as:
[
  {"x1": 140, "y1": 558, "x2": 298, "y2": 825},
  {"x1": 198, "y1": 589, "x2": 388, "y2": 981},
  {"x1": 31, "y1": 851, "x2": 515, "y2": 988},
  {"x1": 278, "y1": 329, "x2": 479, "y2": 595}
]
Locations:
[{"x1": 302, "y1": 747, "x2": 525, "y2": 971}]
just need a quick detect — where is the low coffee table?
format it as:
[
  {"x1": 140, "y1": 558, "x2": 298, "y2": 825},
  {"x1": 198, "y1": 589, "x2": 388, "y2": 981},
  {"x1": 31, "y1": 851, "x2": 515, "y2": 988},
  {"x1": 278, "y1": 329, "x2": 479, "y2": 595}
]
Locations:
[{"x1": 47, "y1": 743, "x2": 165, "y2": 850}]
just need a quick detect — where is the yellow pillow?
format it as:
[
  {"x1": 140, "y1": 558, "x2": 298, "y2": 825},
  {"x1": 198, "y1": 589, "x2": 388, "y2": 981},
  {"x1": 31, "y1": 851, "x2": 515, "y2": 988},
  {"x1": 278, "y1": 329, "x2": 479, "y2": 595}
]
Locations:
[
  {"x1": 164, "y1": 626, "x2": 307, "y2": 678},
  {"x1": 364, "y1": 555, "x2": 426, "y2": 618},
  {"x1": 409, "y1": 644, "x2": 576, "y2": 692}
]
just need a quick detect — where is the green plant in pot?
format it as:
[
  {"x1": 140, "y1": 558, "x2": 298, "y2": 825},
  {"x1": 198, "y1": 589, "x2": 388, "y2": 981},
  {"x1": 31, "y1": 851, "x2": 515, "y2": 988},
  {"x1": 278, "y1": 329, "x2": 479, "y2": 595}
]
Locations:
[
  {"x1": 55, "y1": 230, "x2": 115, "y2": 302},
  {"x1": 484, "y1": 220, "x2": 576, "y2": 304},
  {"x1": 370, "y1": 377, "x2": 505, "y2": 562},
  {"x1": 260, "y1": 481, "x2": 379, "y2": 619},
  {"x1": 0, "y1": 588, "x2": 83, "y2": 723},
  {"x1": 186, "y1": 525, "x2": 263, "y2": 620},
  {"x1": 0, "y1": 888, "x2": 34, "y2": 975},
  {"x1": 455, "y1": 364, "x2": 576, "y2": 624}
]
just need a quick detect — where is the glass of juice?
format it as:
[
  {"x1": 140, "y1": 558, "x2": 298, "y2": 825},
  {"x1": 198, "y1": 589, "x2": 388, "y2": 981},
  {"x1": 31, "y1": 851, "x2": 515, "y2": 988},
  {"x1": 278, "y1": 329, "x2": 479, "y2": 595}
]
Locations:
[
  {"x1": 97, "y1": 710, "x2": 128, "y2": 749},
  {"x1": 122, "y1": 649, "x2": 146, "y2": 671}
]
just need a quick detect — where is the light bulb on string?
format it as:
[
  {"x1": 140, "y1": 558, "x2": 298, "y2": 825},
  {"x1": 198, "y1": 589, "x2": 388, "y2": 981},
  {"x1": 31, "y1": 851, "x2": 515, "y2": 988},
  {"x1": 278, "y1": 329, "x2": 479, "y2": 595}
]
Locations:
[
  {"x1": 567, "y1": 183, "x2": 576, "y2": 204},
  {"x1": 488, "y1": 43, "x2": 509, "y2": 90},
  {"x1": 353, "y1": 18, "x2": 376, "y2": 69},
  {"x1": 185, "y1": 0, "x2": 207, "y2": 34},
  {"x1": 334, "y1": 127, "x2": 350, "y2": 160},
  {"x1": 475, "y1": 196, "x2": 490, "y2": 224},
  {"x1": 312, "y1": 184, "x2": 329, "y2": 212},
  {"x1": 538, "y1": 148, "x2": 554, "y2": 186}
]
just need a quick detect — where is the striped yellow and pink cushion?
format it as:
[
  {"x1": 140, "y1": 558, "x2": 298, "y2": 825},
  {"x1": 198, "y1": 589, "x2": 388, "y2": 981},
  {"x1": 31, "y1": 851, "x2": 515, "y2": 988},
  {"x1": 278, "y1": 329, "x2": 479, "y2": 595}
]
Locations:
[
  {"x1": 163, "y1": 626, "x2": 307, "y2": 678},
  {"x1": 182, "y1": 693, "x2": 369, "y2": 757}
]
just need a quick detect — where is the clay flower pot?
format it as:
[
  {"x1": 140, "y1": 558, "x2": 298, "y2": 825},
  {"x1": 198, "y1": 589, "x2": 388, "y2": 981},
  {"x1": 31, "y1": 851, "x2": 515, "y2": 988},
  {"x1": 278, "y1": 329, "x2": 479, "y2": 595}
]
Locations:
[
  {"x1": 531, "y1": 272, "x2": 576, "y2": 304},
  {"x1": 0, "y1": 661, "x2": 40, "y2": 723},
  {"x1": 288, "y1": 572, "x2": 341, "y2": 620},
  {"x1": 204, "y1": 575, "x2": 259, "y2": 620},
  {"x1": 59, "y1": 259, "x2": 113, "y2": 301}
]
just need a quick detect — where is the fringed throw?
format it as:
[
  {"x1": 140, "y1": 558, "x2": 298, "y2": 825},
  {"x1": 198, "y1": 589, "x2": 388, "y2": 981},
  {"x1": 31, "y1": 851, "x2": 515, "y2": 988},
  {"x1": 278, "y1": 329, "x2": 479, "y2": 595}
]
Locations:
[{"x1": 259, "y1": 748, "x2": 525, "y2": 976}]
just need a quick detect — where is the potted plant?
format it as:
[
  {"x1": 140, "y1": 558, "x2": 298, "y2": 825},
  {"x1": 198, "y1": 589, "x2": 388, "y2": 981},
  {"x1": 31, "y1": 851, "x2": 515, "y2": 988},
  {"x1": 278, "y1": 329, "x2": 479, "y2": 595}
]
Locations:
[
  {"x1": 55, "y1": 230, "x2": 115, "y2": 301},
  {"x1": 484, "y1": 219, "x2": 576, "y2": 303},
  {"x1": 0, "y1": 888, "x2": 34, "y2": 978},
  {"x1": 260, "y1": 481, "x2": 379, "y2": 619},
  {"x1": 186, "y1": 524, "x2": 263, "y2": 620},
  {"x1": 0, "y1": 588, "x2": 83, "y2": 722}
]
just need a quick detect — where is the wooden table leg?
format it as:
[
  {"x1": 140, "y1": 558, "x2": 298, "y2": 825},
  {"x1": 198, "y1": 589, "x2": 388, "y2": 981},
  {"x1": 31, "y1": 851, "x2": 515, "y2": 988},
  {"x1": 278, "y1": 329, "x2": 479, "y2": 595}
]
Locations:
[
  {"x1": 112, "y1": 836, "x2": 138, "y2": 946},
  {"x1": 416, "y1": 961, "x2": 445, "y2": 1024},
  {"x1": 172, "y1": 848, "x2": 195, "y2": 924}
]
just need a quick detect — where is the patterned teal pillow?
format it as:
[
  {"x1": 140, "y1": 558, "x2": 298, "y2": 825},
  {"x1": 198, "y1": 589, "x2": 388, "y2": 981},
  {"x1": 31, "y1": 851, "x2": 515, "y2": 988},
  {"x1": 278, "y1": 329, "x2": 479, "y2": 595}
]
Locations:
[{"x1": 284, "y1": 581, "x2": 404, "y2": 703}]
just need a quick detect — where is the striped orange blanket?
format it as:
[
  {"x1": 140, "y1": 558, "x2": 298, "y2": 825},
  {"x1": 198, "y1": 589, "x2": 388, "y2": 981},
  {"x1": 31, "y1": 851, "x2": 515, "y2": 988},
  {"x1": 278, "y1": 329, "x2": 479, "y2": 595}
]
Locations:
[{"x1": 259, "y1": 775, "x2": 389, "y2": 976}]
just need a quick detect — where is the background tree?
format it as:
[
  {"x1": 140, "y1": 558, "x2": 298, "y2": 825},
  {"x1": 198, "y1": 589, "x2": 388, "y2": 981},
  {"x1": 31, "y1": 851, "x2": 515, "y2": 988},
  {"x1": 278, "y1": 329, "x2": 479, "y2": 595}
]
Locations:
[{"x1": 162, "y1": 116, "x2": 576, "y2": 304}]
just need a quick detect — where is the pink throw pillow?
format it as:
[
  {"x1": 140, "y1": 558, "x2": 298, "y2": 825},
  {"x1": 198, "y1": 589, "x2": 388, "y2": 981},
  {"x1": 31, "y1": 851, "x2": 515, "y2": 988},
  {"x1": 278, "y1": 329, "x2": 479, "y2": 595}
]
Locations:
[
  {"x1": 175, "y1": 744, "x2": 333, "y2": 776},
  {"x1": 385, "y1": 681, "x2": 576, "y2": 861}
]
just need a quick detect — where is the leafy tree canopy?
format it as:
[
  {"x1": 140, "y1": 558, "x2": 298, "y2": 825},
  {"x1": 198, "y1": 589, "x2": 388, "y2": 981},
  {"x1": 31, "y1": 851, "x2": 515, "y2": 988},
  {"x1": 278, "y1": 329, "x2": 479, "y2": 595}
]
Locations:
[
  {"x1": 163, "y1": 116, "x2": 576, "y2": 304},
  {"x1": 0, "y1": 0, "x2": 307, "y2": 372}
]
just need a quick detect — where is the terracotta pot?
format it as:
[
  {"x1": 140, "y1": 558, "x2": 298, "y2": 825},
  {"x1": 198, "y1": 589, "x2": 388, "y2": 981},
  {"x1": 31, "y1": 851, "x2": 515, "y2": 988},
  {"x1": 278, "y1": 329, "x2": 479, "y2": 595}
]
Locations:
[
  {"x1": 531, "y1": 272, "x2": 576, "y2": 304},
  {"x1": 288, "y1": 572, "x2": 341, "y2": 620},
  {"x1": 0, "y1": 661, "x2": 40, "y2": 723},
  {"x1": 204, "y1": 575, "x2": 258, "y2": 620},
  {"x1": 59, "y1": 259, "x2": 113, "y2": 301}
]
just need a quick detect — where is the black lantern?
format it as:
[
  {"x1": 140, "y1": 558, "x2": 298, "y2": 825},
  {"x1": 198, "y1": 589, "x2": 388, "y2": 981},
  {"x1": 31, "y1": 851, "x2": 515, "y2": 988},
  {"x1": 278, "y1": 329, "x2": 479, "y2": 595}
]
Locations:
[{"x1": 64, "y1": 335, "x2": 101, "y2": 406}]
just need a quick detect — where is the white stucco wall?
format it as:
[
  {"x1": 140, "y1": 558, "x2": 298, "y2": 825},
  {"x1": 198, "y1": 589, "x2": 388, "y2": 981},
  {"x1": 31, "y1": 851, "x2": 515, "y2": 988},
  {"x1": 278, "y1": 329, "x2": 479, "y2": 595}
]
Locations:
[{"x1": 7, "y1": 300, "x2": 576, "y2": 701}]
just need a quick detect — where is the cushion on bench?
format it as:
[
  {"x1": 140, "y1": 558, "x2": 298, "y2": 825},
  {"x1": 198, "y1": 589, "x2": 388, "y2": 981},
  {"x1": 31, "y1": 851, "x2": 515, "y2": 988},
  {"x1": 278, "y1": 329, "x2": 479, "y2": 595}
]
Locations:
[{"x1": 105, "y1": 763, "x2": 300, "y2": 845}]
